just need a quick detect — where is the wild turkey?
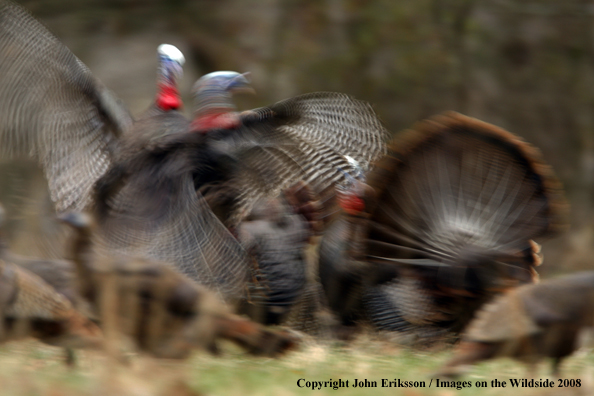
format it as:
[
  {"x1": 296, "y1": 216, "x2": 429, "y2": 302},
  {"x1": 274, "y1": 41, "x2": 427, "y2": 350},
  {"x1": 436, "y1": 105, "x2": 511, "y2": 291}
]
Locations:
[
  {"x1": 0, "y1": 1, "x2": 388, "y2": 303},
  {"x1": 190, "y1": 72, "x2": 326, "y2": 324},
  {"x1": 437, "y1": 271, "x2": 594, "y2": 377},
  {"x1": 60, "y1": 211, "x2": 298, "y2": 359},
  {"x1": 0, "y1": 204, "x2": 102, "y2": 352},
  {"x1": 92, "y1": 78, "x2": 390, "y2": 302},
  {"x1": 236, "y1": 181, "x2": 322, "y2": 325},
  {"x1": 319, "y1": 112, "x2": 567, "y2": 342}
]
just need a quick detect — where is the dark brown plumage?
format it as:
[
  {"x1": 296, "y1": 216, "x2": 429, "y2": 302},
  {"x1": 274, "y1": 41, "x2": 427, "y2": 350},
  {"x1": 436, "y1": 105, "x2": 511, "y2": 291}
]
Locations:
[
  {"x1": 0, "y1": 203, "x2": 91, "y2": 317},
  {"x1": 0, "y1": 1, "x2": 389, "y2": 303},
  {"x1": 319, "y1": 112, "x2": 567, "y2": 342},
  {"x1": 236, "y1": 182, "x2": 322, "y2": 325},
  {"x1": 0, "y1": 258, "x2": 102, "y2": 349},
  {"x1": 437, "y1": 271, "x2": 594, "y2": 377},
  {"x1": 60, "y1": 212, "x2": 298, "y2": 359}
]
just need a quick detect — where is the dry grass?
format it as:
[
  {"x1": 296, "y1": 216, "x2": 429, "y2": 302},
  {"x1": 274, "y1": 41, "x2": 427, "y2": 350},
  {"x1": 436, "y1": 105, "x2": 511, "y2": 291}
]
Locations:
[{"x1": 0, "y1": 334, "x2": 592, "y2": 396}]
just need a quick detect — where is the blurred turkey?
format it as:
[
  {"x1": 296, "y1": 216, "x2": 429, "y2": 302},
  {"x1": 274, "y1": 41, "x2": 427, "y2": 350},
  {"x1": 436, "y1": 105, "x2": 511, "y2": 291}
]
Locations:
[
  {"x1": 0, "y1": 1, "x2": 388, "y2": 303},
  {"x1": 438, "y1": 271, "x2": 594, "y2": 377},
  {"x1": 0, "y1": 204, "x2": 102, "y2": 352},
  {"x1": 189, "y1": 74, "x2": 326, "y2": 324},
  {"x1": 236, "y1": 181, "x2": 322, "y2": 325},
  {"x1": 319, "y1": 112, "x2": 567, "y2": 342},
  {"x1": 190, "y1": 74, "x2": 325, "y2": 325},
  {"x1": 60, "y1": 211, "x2": 298, "y2": 359}
]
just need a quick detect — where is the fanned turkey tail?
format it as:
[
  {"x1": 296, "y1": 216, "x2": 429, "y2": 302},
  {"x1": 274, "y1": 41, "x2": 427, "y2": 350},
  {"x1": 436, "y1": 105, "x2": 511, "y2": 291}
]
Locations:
[{"x1": 320, "y1": 112, "x2": 568, "y2": 339}]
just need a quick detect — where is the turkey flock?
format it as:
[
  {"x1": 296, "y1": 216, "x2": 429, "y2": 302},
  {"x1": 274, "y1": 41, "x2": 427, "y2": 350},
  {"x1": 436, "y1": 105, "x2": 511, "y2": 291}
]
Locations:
[{"x1": 0, "y1": 0, "x2": 588, "y2": 380}]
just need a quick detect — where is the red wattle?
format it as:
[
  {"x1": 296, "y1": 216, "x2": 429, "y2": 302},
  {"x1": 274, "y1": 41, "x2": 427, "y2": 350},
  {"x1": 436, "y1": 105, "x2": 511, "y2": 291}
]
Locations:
[
  {"x1": 339, "y1": 194, "x2": 365, "y2": 215},
  {"x1": 156, "y1": 84, "x2": 182, "y2": 111},
  {"x1": 192, "y1": 112, "x2": 241, "y2": 133}
]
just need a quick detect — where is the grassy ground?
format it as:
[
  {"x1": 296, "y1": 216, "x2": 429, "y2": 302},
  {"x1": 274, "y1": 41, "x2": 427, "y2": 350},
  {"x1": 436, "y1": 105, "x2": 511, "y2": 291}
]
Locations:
[{"x1": 0, "y1": 335, "x2": 592, "y2": 396}]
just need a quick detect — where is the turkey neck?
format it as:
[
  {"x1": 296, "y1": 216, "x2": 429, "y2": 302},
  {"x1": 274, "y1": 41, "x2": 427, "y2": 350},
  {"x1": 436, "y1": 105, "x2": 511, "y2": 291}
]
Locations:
[
  {"x1": 193, "y1": 84, "x2": 235, "y2": 118},
  {"x1": 123, "y1": 109, "x2": 190, "y2": 141},
  {"x1": 155, "y1": 48, "x2": 183, "y2": 111},
  {"x1": 191, "y1": 84, "x2": 238, "y2": 132}
]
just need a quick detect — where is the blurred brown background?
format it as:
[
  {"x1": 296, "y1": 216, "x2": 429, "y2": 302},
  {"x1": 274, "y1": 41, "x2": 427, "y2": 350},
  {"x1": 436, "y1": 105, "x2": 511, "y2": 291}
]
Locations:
[{"x1": 2, "y1": 0, "x2": 593, "y2": 275}]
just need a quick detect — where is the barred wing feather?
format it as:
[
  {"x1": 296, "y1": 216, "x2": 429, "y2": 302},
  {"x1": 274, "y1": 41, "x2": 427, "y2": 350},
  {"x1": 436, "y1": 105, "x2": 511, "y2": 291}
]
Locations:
[
  {"x1": 0, "y1": 1, "x2": 132, "y2": 213},
  {"x1": 230, "y1": 92, "x2": 389, "y2": 223}
]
